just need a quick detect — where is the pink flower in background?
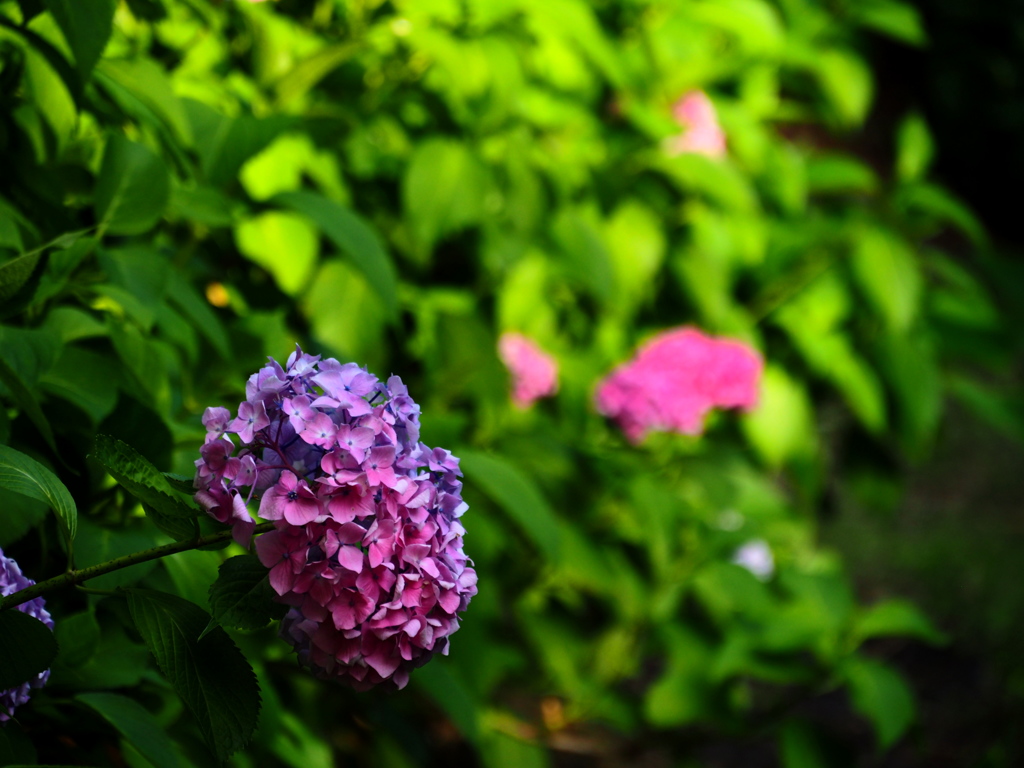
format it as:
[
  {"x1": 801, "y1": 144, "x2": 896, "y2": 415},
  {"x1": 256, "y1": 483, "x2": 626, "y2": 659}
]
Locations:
[
  {"x1": 595, "y1": 327, "x2": 762, "y2": 443},
  {"x1": 498, "y1": 333, "x2": 559, "y2": 409},
  {"x1": 665, "y1": 91, "x2": 726, "y2": 159}
]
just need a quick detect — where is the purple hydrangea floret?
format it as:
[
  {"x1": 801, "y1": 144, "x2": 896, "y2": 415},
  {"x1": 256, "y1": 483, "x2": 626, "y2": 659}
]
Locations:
[
  {"x1": 0, "y1": 547, "x2": 53, "y2": 721},
  {"x1": 193, "y1": 346, "x2": 477, "y2": 690}
]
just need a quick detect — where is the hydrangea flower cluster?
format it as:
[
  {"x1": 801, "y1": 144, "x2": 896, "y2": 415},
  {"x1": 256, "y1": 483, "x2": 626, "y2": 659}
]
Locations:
[
  {"x1": 665, "y1": 91, "x2": 726, "y2": 159},
  {"x1": 595, "y1": 327, "x2": 762, "y2": 443},
  {"x1": 0, "y1": 547, "x2": 53, "y2": 721},
  {"x1": 194, "y1": 347, "x2": 477, "y2": 690},
  {"x1": 497, "y1": 332, "x2": 559, "y2": 409}
]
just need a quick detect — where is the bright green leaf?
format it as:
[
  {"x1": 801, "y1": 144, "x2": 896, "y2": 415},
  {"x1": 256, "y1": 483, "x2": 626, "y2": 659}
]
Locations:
[
  {"x1": 896, "y1": 113, "x2": 934, "y2": 182},
  {"x1": 235, "y1": 211, "x2": 318, "y2": 297},
  {"x1": 275, "y1": 191, "x2": 398, "y2": 321}
]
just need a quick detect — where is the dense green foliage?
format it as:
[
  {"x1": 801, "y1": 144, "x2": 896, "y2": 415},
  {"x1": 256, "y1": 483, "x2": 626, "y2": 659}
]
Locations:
[{"x1": 0, "y1": 0, "x2": 1008, "y2": 766}]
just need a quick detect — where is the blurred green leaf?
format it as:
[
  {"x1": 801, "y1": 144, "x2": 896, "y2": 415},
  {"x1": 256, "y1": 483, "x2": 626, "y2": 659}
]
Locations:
[
  {"x1": 276, "y1": 191, "x2": 398, "y2": 321},
  {"x1": 402, "y1": 139, "x2": 488, "y2": 256},
  {"x1": 853, "y1": 0, "x2": 927, "y2": 46},
  {"x1": 94, "y1": 136, "x2": 171, "y2": 236},
  {"x1": 459, "y1": 450, "x2": 561, "y2": 562},
  {"x1": 235, "y1": 211, "x2": 318, "y2": 297},
  {"x1": 850, "y1": 226, "x2": 921, "y2": 332},
  {"x1": 896, "y1": 112, "x2": 934, "y2": 182},
  {"x1": 843, "y1": 656, "x2": 915, "y2": 747},
  {"x1": 43, "y1": 0, "x2": 116, "y2": 77},
  {"x1": 742, "y1": 365, "x2": 817, "y2": 467},
  {"x1": 853, "y1": 599, "x2": 946, "y2": 646},
  {"x1": 814, "y1": 48, "x2": 873, "y2": 126}
]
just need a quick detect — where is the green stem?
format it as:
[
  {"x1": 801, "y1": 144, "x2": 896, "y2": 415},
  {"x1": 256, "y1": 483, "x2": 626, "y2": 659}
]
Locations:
[{"x1": 0, "y1": 522, "x2": 276, "y2": 612}]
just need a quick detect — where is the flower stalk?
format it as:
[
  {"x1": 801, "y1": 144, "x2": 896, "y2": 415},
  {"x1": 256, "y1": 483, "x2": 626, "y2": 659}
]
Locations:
[{"x1": 0, "y1": 522, "x2": 275, "y2": 612}]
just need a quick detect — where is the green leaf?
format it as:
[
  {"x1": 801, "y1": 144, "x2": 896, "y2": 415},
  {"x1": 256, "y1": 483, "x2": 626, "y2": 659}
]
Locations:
[
  {"x1": 208, "y1": 555, "x2": 285, "y2": 632},
  {"x1": 853, "y1": 0, "x2": 926, "y2": 46},
  {"x1": 76, "y1": 692, "x2": 186, "y2": 768},
  {"x1": 850, "y1": 226, "x2": 921, "y2": 332},
  {"x1": 853, "y1": 599, "x2": 946, "y2": 646},
  {"x1": 234, "y1": 211, "x2": 319, "y2": 297},
  {"x1": 815, "y1": 48, "x2": 873, "y2": 126},
  {"x1": 843, "y1": 656, "x2": 915, "y2": 748},
  {"x1": 458, "y1": 450, "x2": 560, "y2": 562},
  {"x1": 741, "y1": 365, "x2": 817, "y2": 467},
  {"x1": 55, "y1": 609, "x2": 100, "y2": 668},
  {"x1": 896, "y1": 112, "x2": 934, "y2": 182},
  {"x1": 0, "y1": 444, "x2": 76, "y2": 545},
  {"x1": 91, "y1": 434, "x2": 198, "y2": 520},
  {"x1": 42, "y1": 0, "x2": 116, "y2": 77},
  {"x1": 143, "y1": 502, "x2": 199, "y2": 542},
  {"x1": 94, "y1": 135, "x2": 171, "y2": 236},
  {"x1": 163, "y1": 473, "x2": 195, "y2": 494},
  {"x1": 275, "y1": 191, "x2": 399, "y2": 321},
  {"x1": 402, "y1": 139, "x2": 488, "y2": 257},
  {"x1": 126, "y1": 589, "x2": 261, "y2": 761},
  {"x1": 779, "y1": 720, "x2": 829, "y2": 768},
  {"x1": 95, "y1": 59, "x2": 193, "y2": 147},
  {"x1": 165, "y1": 271, "x2": 231, "y2": 360},
  {"x1": 806, "y1": 154, "x2": 879, "y2": 195},
  {"x1": 0, "y1": 608, "x2": 57, "y2": 690},
  {"x1": 0, "y1": 250, "x2": 45, "y2": 304}
]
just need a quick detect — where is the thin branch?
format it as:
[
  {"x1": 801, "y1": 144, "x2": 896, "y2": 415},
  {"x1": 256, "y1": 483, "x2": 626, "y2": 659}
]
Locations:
[{"x1": 0, "y1": 522, "x2": 275, "y2": 611}]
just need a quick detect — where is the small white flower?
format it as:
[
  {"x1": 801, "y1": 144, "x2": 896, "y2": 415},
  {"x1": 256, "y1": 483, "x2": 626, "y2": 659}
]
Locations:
[{"x1": 732, "y1": 539, "x2": 774, "y2": 581}]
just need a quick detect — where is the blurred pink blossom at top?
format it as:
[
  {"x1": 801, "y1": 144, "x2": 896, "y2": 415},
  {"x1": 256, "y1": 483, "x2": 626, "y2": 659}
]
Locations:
[
  {"x1": 665, "y1": 91, "x2": 726, "y2": 159},
  {"x1": 498, "y1": 333, "x2": 559, "y2": 409},
  {"x1": 595, "y1": 327, "x2": 762, "y2": 443}
]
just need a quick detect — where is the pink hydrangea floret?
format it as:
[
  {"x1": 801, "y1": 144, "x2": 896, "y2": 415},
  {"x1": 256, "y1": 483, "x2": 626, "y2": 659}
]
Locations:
[
  {"x1": 193, "y1": 346, "x2": 477, "y2": 690},
  {"x1": 497, "y1": 333, "x2": 558, "y2": 409},
  {"x1": 595, "y1": 327, "x2": 762, "y2": 443},
  {"x1": 665, "y1": 91, "x2": 726, "y2": 159}
]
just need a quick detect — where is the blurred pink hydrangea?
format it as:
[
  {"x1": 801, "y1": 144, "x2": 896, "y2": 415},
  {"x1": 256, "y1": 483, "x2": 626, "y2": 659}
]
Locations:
[
  {"x1": 595, "y1": 327, "x2": 762, "y2": 443},
  {"x1": 665, "y1": 91, "x2": 726, "y2": 159},
  {"x1": 498, "y1": 333, "x2": 558, "y2": 409}
]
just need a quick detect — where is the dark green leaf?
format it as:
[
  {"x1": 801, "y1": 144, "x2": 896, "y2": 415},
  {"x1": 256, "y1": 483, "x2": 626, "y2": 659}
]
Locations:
[
  {"x1": 95, "y1": 59, "x2": 192, "y2": 147},
  {"x1": 208, "y1": 555, "x2": 285, "y2": 632},
  {"x1": 0, "y1": 609, "x2": 57, "y2": 690},
  {"x1": 458, "y1": 450, "x2": 561, "y2": 562},
  {"x1": 0, "y1": 356, "x2": 58, "y2": 454},
  {"x1": 0, "y1": 250, "x2": 44, "y2": 304},
  {"x1": 143, "y1": 502, "x2": 199, "y2": 542},
  {"x1": 94, "y1": 135, "x2": 170, "y2": 236},
  {"x1": 91, "y1": 434, "x2": 197, "y2": 519},
  {"x1": 163, "y1": 473, "x2": 196, "y2": 494},
  {"x1": 165, "y1": 271, "x2": 231, "y2": 360},
  {"x1": 0, "y1": 444, "x2": 76, "y2": 544},
  {"x1": 275, "y1": 191, "x2": 399, "y2": 321},
  {"x1": 126, "y1": 589, "x2": 261, "y2": 761},
  {"x1": 42, "y1": 0, "x2": 117, "y2": 78},
  {"x1": 55, "y1": 609, "x2": 100, "y2": 668},
  {"x1": 77, "y1": 692, "x2": 186, "y2": 768}
]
